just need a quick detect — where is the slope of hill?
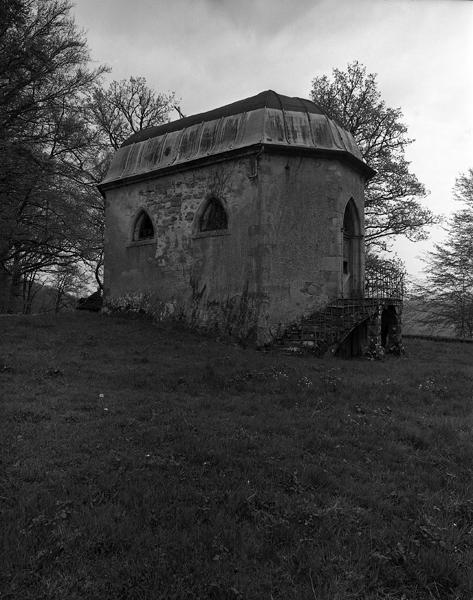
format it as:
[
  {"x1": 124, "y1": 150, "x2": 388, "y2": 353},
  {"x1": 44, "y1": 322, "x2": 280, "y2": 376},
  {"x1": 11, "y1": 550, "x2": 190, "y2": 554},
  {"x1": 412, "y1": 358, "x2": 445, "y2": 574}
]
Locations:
[{"x1": 1, "y1": 313, "x2": 472, "y2": 599}]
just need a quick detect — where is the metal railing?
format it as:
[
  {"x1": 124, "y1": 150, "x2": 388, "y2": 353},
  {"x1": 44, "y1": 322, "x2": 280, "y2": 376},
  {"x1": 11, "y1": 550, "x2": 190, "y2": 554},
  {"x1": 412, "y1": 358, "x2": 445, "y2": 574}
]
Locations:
[{"x1": 365, "y1": 270, "x2": 405, "y2": 301}]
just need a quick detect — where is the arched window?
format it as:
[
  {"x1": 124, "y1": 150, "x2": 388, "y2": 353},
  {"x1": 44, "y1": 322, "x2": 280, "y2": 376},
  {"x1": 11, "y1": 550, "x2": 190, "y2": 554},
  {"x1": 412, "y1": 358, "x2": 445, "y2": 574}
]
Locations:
[
  {"x1": 199, "y1": 197, "x2": 228, "y2": 232},
  {"x1": 133, "y1": 211, "x2": 155, "y2": 241},
  {"x1": 343, "y1": 199, "x2": 359, "y2": 237}
]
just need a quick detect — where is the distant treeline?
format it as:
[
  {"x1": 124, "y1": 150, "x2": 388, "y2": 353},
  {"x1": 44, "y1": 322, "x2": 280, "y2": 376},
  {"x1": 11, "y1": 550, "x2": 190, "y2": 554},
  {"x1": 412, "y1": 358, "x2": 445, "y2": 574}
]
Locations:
[{"x1": 403, "y1": 334, "x2": 473, "y2": 344}]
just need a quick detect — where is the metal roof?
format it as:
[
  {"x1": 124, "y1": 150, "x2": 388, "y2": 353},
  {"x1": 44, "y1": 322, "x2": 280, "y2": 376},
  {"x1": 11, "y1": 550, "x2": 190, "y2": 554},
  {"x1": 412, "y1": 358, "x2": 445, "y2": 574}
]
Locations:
[{"x1": 100, "y1": 90, "x2": 374, "y2": 189}]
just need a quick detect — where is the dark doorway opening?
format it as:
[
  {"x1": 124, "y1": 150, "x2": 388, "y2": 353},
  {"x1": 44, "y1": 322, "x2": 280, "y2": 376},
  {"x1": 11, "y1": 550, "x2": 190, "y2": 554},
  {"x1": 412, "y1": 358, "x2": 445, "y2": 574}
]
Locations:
[{"x1": 381, "y1": 305, "x2": 398, "y2": 348}]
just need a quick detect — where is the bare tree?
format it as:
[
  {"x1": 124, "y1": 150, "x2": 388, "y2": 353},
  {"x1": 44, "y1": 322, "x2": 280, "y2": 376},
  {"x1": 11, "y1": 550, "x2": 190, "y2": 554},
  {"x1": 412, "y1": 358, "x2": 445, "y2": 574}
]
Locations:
[
  {"x1": 90, "y1": 77, "x2": 176, "y2": 150},
  {"x1": 51, "y1": 264, "x2": 88, "y2": 312},
  {"x1": 311, "y1": 61, "x2": 436, "y2": 250},
  {"x1": 413, "y1": 169, "x2": 473, "y2": 338},
  {"x1": 0, "y1": 0, "x2": 107, "y2": 311}
]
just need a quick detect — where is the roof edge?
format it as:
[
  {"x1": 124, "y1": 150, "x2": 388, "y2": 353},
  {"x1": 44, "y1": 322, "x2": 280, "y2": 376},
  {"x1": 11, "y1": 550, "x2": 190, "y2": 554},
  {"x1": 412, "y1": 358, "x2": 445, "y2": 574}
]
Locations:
[{"x1": 98, "y1": 143, "x2": 375, "y2": 194}]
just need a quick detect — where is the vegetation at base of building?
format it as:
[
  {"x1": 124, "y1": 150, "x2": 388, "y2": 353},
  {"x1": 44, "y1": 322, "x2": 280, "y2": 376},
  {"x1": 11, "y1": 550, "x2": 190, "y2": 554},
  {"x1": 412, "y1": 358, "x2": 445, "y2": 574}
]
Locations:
[
  {"x1": 2, "y1": 313, "x2": 472, "y2": 600},
  {"x1": 412, "y1": 169, "x2": 473, "y2": 339},
  {"x1": 105, "y1": 291, "x2": 181, "y2": 321},
  {"x1": 311, "y1": 61, "x2": 436, "y2": 251}
]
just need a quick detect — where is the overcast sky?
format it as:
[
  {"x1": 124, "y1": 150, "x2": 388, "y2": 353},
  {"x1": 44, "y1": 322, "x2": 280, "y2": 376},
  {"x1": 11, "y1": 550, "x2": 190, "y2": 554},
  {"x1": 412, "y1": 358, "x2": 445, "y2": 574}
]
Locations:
[{"x1": 72, "y1": 0, "x2": 473, "y2": 277}]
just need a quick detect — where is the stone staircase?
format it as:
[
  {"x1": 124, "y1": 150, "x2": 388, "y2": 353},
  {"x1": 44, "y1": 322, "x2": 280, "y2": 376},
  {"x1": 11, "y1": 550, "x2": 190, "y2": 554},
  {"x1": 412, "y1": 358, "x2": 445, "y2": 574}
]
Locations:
[
  {"x1": 274, "y1": 298, "x2": 382, "y2": 357},
  {"x1": 273, "y1": 267, "x2": 405, "y2": 357}
]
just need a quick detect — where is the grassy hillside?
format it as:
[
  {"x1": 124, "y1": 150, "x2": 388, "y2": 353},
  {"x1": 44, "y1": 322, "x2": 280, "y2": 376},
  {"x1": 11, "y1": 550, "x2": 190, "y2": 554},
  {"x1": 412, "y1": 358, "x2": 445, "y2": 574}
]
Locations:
[{"x1": 1, "y1": 313, "x2": 473, "y2": 599}]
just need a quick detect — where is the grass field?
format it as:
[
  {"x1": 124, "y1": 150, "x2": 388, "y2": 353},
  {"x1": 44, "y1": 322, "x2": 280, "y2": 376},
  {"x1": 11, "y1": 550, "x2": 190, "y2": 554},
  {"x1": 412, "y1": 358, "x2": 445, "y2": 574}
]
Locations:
[{"x1": 1, "y1": 312, "x2": 473, "y2": 599}]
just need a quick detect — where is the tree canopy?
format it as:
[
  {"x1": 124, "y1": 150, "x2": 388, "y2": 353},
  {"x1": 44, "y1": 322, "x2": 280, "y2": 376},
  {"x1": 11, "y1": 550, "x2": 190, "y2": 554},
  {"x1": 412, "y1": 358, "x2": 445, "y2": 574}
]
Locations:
[
  {"x1": 0, "y1": 0, "x2": 107, "y2": 311},
  {"x1": 310, "y1": 61, "x2": 435, "y2": 250},
  {"x1": 414, "y1": 169, "x2": 473, "y2": 338},
  {"x1": 0, "y1": 0, "x2": 177, "y2": 312},
  {"x1": 90, "y1": 77, "x2": 176, "y2": 152}
]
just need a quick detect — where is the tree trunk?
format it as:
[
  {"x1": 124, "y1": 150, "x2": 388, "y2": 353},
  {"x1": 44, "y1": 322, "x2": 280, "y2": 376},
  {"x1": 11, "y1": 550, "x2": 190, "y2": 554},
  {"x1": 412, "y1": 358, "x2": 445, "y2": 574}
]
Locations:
[{"x1": 6, "y1": 255, "x2": 22, "y2": 313}]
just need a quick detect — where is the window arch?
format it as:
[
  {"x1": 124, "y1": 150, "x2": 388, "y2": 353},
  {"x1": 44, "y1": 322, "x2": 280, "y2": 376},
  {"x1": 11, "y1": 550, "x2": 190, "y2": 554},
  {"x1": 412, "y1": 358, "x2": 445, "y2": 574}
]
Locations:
[
  {"x1": 199, "y1": 197, "x2": 228, "y2": 232},
  {"x1": 343, "y1": 198, "x2": 360, "y2": 236},
  {"x1": 133, "y1": 210, "x2": 155, "y2": 241}
]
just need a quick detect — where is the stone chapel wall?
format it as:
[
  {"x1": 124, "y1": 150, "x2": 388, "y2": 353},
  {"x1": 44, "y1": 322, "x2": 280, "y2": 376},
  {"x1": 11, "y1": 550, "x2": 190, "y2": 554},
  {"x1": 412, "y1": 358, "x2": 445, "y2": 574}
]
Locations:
[
  {"x1": 104, "y1": 156, "x2": 264, "y2": 340},
  {"x1": 254, "y1": 153, "x2": 366, "y2": 340},
  {"x1": 104, "y1": 152, "x2": 366, "y2": 344}
]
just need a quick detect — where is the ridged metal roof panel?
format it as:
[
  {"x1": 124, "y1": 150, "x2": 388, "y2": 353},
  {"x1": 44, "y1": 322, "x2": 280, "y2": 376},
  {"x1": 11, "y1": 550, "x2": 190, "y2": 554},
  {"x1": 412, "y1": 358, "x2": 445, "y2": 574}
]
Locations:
[{"x1": 101, "y1": 91, "x2": 370, "y2": 186}]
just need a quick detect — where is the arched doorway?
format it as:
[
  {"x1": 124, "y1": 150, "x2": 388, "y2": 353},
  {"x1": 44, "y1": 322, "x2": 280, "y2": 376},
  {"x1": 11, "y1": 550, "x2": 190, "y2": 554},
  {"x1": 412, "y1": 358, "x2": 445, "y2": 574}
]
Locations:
[{"x1": 342, "y1": 199, "x2": 361, "y2": 298}]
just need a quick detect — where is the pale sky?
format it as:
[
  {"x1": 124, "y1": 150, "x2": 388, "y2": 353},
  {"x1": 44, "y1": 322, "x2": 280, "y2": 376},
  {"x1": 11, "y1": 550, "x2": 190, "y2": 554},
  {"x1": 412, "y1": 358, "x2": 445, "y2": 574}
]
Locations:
[{"x1": 72, "y1": 0, "x2": 473, "y2": 277}]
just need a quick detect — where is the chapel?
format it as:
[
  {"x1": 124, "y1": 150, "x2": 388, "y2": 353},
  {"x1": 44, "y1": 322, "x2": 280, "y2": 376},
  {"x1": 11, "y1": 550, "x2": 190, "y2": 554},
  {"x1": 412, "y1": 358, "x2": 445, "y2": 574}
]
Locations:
[{"x1": 98, "y1": 90, "x2": 402, "y2": 355}]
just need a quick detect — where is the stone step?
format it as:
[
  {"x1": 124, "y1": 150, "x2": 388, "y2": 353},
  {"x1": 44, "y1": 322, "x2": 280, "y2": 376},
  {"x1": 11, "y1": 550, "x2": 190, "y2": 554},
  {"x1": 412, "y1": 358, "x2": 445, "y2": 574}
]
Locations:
[{"x1": 272, "y1": 298, "x2": 382, "y2": 357}]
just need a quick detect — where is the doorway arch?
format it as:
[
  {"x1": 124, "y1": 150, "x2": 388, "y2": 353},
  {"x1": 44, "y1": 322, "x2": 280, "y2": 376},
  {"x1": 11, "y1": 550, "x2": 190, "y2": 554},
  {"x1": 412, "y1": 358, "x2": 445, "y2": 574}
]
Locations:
[{"x1": 342, "y1": 199, "x2": 362, "y2": 298}]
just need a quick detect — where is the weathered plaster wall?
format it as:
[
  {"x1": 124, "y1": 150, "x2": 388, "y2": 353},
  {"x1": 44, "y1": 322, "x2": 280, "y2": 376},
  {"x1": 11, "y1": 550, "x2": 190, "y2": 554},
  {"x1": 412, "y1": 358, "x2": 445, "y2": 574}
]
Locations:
[
  {"x1": 254, "y1": 154, "x2": 366, "y2": 340},
  {"x1": 104, "y1": 151, "x2": 365, "y2": 344},
  {"x1": 104, "y1": 156, "x2": 264, "y2": 339}
]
